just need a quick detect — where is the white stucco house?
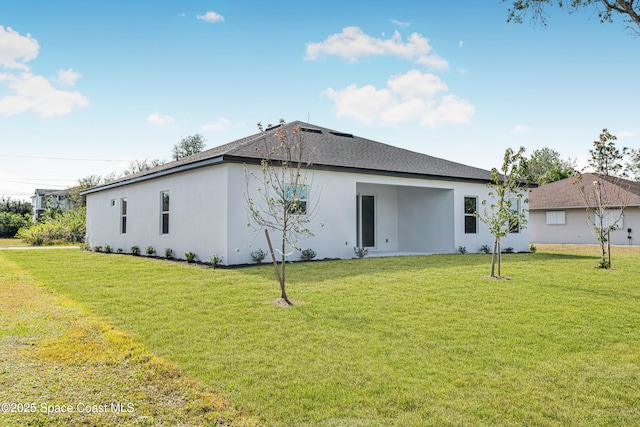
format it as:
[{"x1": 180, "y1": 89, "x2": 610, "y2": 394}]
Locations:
[
  {"x1": 31, "y1": 188, "x2": 71, "y2": 220},
  {"x1": 529, "y1": 173, "x2": 640, "y2": 245},
  {"x1": 82, "y1": 121, "x2": 530, "y2": 265}
]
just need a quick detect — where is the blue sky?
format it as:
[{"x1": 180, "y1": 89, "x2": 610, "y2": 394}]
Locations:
[{"x1": 1, "y1": 1, "x2": 638, "y2": 200}]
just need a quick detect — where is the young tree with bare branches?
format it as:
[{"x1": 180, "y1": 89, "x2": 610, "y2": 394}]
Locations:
[
  {"x1": 476, "y1": 147, "x2": 529, "y2": 278},
  {"x1": 245, "y1": 120, "x2": 319, "y2": 305},
  {"x1": 575, "y1": 129, "x2": 630, "y2": 268}
]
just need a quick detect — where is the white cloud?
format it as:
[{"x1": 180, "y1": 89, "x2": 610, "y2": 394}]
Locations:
[
  {"x1": 56, "y1": 69, "x2": 82, "y2": 86},
  {"x1": 387, "y1": 69, "x2": 448, "y2": 99},
  {"x1": 391, "y1": 19, "x2": 410, "y2": 27},
  {"x1": 512, "y1": 124, "x2": 532, "y2": 134},
  {"x1": 617, "y1": 130, "x2": 636, "y2": 138},
  {"x1": 323, "y1": 69, "x2": 474, "y2": 127},
  {"x1": 459, "y1": 40, "x2": 463, "y2": 48},
  {"x1": 202, "y1": 118, "x2": 230, "y2": 131},
  {"x1": 0, "y1": 27, "x2": 88, "y2": 117},
  {"x1": 0, "y1": 26, "x2": 39, "y2": 70},
  {"x1": 148, "y1": 112, "x2": 175, "y2": 125},
  {"x1": 197, "y1": 11, "x2": 224, "y2": 23},
  {"x1": 0, "y1": 72, "x2": 88, "y2": 117},
  {"x1": 305, "y1": 27, "x2": 448, "y2": 69}
]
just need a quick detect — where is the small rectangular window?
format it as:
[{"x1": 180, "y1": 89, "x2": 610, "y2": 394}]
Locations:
[
  {"x1": 509, "y1": 198, "x2": 520, "y2": 233},
  {"x1": 464, "y1": 196, "x2": 477, "y2": 234},
  {"x1": 603, "y1": 209, "x2": 623, "y2": 229},
  {"x1": 546, "y1": 211, "x2": 566, "y2": 225},
  {"x1": 285, "y1": 184, "x2": 307, "y2": 214},
  {"x1": 111, "y1": 199, "x2": 116, "y2": 207},
  {"x1": 120, "y1": 198, "x2": 127, "y2": 234},
  {"x1": 161, "y1": 191, "x2": 169, "y2": 234}
]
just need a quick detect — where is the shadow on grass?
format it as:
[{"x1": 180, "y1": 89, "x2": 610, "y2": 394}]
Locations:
[
  {"x1": 536, "y1": 281, "x2": 640, "y2": 302},
  {"x1": 238, "y1": 252, "x2": 598, "y2": 284}
]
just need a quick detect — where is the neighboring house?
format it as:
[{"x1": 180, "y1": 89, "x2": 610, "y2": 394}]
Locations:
[
  {"x1": 31, "y1": 188, "x2": 71, "y2": 220},
  {"x1": 529, "y1": 173, "x2": 640, "y2": 245},
  {"x1": 82, "y1": 121, "x2": 530, "y2": 265}
]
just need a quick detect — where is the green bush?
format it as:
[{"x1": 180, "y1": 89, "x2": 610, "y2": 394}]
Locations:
[
  {"x1": 0, "y1": 212, "x2": 31, "y2": 238},
  {"x1": 251, "y1": 249, "x2": 267, "y2": 263},
  {"x1": 164, "y1": 248, "x2": 173, "y2": 259},
  {"x1": 103, "y1": 244, "x2": 112, "y2": 254},
  {"x1": 131, "y1": 246, "x2": 141, "y2": 256},
  {"x1": 300, "y1": 248, "x2": 317, "y2": 260},
  {"x1": 145, "y1": 246, "x2": 156, "y2": 256},
  {"x1": 184, "y1": 252, "x2": 197, "y2": 263},
  {"x1": 17, "y1": 208, "x2": 85, "y2": 245},
  {"x1": 353, "y1": 247, "x2": 368, "y2": 258},
  {"x1": 209, "y1": 254, "x2": 223, "y2": 268}
]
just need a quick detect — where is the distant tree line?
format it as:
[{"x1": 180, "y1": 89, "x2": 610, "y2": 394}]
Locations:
[{"x1": 0, "y1": 198, "x2": 32, "y2": 238}]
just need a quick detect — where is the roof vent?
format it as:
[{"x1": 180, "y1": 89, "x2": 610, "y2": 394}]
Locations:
[
  {"x1": 330, "y1": 131, "x2": 353, "y2": 138},
  {"x1": 300, "y1": 127, "x2": 322, "y2": 134},
  {"x1": 265, "y1": 124, "x2": 283, "y2": 131}
]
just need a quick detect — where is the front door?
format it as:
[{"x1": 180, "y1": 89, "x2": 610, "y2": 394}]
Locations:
[{"x1": 356, "y1": 194, "x2": 375, "y2": 248}]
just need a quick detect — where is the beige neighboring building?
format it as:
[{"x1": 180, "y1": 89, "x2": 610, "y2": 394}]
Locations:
[{"x1": 529, "y1": 173, "x2": 640, "y2": 246}]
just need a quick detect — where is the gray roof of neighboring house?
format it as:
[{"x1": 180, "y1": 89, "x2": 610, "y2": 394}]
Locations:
[
  {"x1": 82, "y1": 121, "x2": 495, "y2": 194},
  {"x1": 33, "y1": 188, "x2": 69, "y2": 196},
  {"x1": 529, "y1": 173, "x2": 640, "y2": 210}
]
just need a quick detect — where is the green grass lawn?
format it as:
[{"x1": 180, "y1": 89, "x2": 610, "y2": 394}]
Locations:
[
  {"x1": 0, "y1": 249, "x2": 257, "y2": 426},
  {"x1": 0, "y1": 238, "x2": 29, "y2": 247},
  {"x1": 2, "y1": 249, "x2": 640, "y2": 426}
]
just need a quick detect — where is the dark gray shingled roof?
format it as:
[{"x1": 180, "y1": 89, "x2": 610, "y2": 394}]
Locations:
[
  {"x1": 529, "y1": 173, "x2": 640, "y2": 209},
  {"x1": 83, "y1": 121, "x2": 494, "y2": 194}
]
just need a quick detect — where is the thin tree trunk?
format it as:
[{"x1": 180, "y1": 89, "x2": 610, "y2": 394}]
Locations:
[
  {"x1": 280, "y1": 235, "x2": 291, "y2": 304},
  {"x1": 599, "y1": 216, "x2": 606, "y2": 268},
  {"x1": 607, "y1": 231, "x2": 611, "y2": 269},
  {"x1": 497, "y1": 240, "x2": 502, "y2": 277},
  {"x1": 490, "y1": 237, "x2": 498, "y2": 277},
  {"x1": 265, "y1": 229, "x2": 291, "y2": 305}
]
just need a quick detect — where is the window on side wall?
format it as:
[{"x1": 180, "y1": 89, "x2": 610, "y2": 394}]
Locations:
[
  {"x1": 285, "y1": 184, "x2": 307, "y2": 214},
  {"x1": 464, "y1": 196, "x2": 477, "y2": 234},
  {"x1": 161, "y1": 191, "x2": 169, "y2": 234},
  {"x1": 508, "y1": 198, "x2": 520, "y2": 233},
  {"x1": 603, "y1": 209, "x2": 623, "y2": 229},
  {"x1": 121, "y1": 198, "x2": 127, "y2": 234},
  {"x1": 546, "y1": 211, "x2": 565, "y2": 225}
]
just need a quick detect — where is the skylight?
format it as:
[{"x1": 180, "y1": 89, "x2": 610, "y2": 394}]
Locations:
[
  {"x1": 300, "y1": 127, "x2": 322, "y2": 134},
  {"x1": 330, "y1": 131, "x2": 353, "y2": 138}
]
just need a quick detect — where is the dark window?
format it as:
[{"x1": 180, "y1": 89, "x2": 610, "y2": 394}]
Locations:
[
  {"x1": 464, "y1": 196, "x2": 477, "y2": 234},
  {"x1": 161, "y1": 191, "x2": 169, "y2": 234},
  {"x1": 509, "y1": 198, "x2": 520, "y2": 234},
  {"x1": 121, "y1": 198, "x2": 127, "y2": 234}
]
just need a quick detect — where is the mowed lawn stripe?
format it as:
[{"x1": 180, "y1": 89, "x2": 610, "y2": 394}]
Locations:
[
  {"x1": 3, "y1": 249, "x2": 640, "y2": 426},
  {"x1": 0, "y1": 250, "x2": 258, "y2": 427}
]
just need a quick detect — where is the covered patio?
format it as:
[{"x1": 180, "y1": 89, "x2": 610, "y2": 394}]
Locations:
[{"x1": 356, "y1": 182, "x2": 455, "y2": 255}]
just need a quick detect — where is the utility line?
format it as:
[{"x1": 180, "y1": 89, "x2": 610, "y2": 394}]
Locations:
[
  {"x1": 0, "y1": 178, "x2": 77, "y2": 183},
  {"x1": 0, "y1": 154, "x2": 132, "y2": 162}
]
